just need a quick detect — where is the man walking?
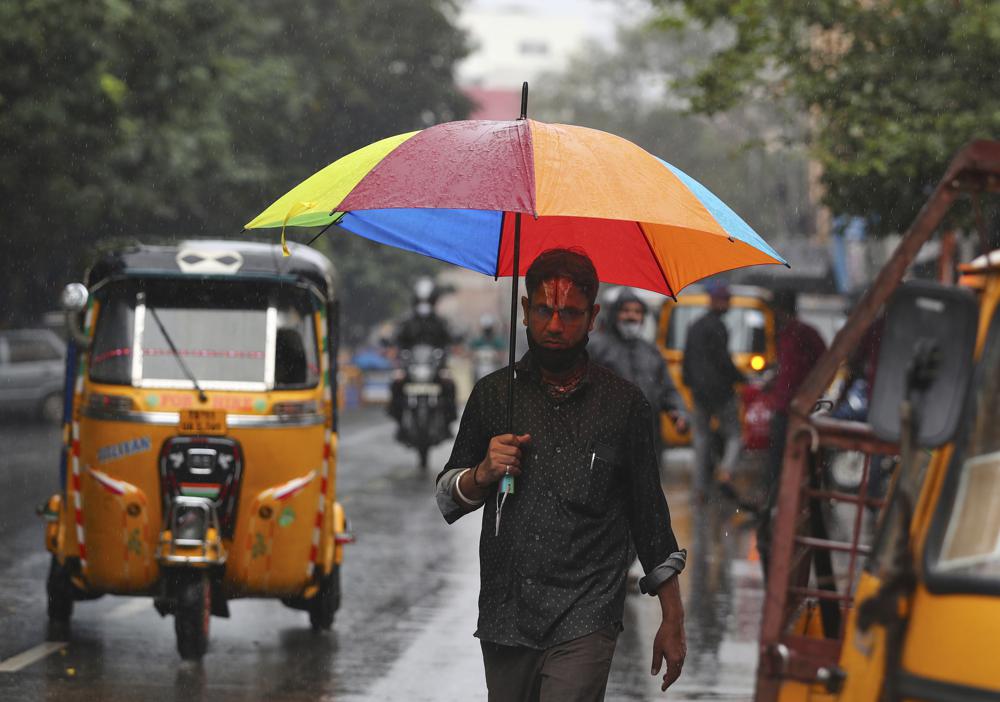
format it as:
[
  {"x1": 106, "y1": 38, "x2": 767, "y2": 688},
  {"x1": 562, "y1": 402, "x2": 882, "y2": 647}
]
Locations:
[
  {"x1": 681, "y1": 283, "x2": 745, "y2": 501},
  {"x1": 435, "y1": 249, "x2": 687, "y2": 701},
  {"x1": 589, "y1": 288, "x2": 689, "y2": 458}
]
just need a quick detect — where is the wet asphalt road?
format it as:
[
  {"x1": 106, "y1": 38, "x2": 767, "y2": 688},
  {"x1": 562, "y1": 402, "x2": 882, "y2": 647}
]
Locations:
[{"x1": 0, "y1": 407, "x2": 763, "y2": 701}]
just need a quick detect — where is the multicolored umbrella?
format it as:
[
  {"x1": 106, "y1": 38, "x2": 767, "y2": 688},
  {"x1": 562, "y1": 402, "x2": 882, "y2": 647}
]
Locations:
[
  {"x1": 245, "y1": 84, "x2": 785, "y2": 456},
  {"x1": 245, "y1": 96, "x2": 785, "y2": 298}
]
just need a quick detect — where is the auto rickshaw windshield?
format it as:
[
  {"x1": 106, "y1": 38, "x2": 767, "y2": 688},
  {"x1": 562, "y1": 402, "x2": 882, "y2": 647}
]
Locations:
[
  {"x1": 89, "y1": 280, "x2": 320, "y2": 391},
  {"x1": 927, "y1": 304, "x2": 1000, "y2": 585},
  {"x1": 664, "y1": 304, "x2": 768, "y2": 353}
]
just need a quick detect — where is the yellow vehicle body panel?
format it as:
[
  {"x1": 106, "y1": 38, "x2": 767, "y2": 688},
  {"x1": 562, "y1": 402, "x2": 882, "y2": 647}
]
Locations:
[
  {"x1": 657, "y1": 292, "x2": 776, "y2": 446},
  {"x1": 65, "y1": 384, "x2": 334, "y2": 597},
  {"x1": 776, "y1": 681, "x2": 836, "y2": 702},
  {"x1": 836, "y1": 572, "x2": 888, "y2": 702},
  {"x1": 902, "y1": 587, "x2": 1000, "y2": 691}
]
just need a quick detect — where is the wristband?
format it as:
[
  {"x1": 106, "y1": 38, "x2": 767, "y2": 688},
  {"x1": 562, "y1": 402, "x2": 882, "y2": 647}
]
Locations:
[{"x1": 455, "y1": 469, "x2": 485, "y2": 507}]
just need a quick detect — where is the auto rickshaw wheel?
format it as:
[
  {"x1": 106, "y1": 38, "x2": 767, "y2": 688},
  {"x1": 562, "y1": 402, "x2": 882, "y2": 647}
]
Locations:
[
  {"x1": 174, "y1": 570, "x2": 211, "y2": 660},
  {"x1": 46, "y1": 556, "x2": 74, "y2": 623},
  {"x1": 417, "y1": 444, "x2": 430, "y2": 471},
  {"x1": 308, "y1": 565, "x2": 341, "y2": 631}
]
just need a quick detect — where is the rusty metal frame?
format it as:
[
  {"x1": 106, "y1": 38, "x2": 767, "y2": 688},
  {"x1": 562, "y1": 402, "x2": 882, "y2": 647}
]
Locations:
[{"x1": 754, "y1": 140, "x2": 1000, "y2": 701}]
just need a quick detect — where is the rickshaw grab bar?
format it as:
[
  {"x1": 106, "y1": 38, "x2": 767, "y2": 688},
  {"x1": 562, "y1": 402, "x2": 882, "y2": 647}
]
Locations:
[{"x1": 82, "y1": 406, "x2": 326, "y2": 428}]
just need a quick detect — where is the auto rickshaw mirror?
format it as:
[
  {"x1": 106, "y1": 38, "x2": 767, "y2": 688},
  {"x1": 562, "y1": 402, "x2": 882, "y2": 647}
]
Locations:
[
  {"x1": 61, "y1": 282, "x2": 92, "y2": 347},
  {"x1": 60, "y1": 283, "x2": 89, "y2": 312},
  {"x1": 869, "y1": 281, "x2": 978, "y2": 448}
]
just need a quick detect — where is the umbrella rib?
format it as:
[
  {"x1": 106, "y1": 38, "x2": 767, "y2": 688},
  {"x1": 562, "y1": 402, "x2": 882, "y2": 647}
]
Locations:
[
  {"x1": 636, "y1": 222, "x2": 677, "y2": 301},
  {"x1": 306, "y1": 215, "x2": 344, "y2": 247}
]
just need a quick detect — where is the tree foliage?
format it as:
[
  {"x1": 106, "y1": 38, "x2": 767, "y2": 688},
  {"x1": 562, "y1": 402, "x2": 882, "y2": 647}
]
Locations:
[
  {"x1": 0, "y1": 0, "x2": 469, "y2": 332},
  {"x1": 652, "y1": 0, "x2": 1000, "y2": 237},
  {"x1": 533, "y1": 22, "x2": 815, "y2": 240}
]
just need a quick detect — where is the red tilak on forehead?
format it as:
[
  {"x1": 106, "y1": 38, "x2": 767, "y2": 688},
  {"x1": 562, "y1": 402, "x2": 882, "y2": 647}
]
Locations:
[{"x1": 542, "y1": 278, "x2": 576, "y2": 308}]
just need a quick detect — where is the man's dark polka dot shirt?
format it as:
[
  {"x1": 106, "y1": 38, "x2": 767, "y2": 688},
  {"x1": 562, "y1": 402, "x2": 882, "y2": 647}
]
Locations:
[{"x1": 437, "y1": 352, "x2": 681, "y2": 649}]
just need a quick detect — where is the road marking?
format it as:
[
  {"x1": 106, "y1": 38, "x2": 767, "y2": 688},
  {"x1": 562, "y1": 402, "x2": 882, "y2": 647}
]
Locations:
[
  {"x1": 0, "y1": 642, "x2": 66, "y2": 673},
  {"x1": 106, "y1": 598, "x2": 149, "y2": 620}
]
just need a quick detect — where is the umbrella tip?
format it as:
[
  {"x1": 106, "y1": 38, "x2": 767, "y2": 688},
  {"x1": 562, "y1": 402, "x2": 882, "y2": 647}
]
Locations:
[
  {"x1": 784, "y1": 262, "x2": 792, "y2": 269},
  {"x1": 520, "y1": 82, "x2": 529, "y2": 120}
]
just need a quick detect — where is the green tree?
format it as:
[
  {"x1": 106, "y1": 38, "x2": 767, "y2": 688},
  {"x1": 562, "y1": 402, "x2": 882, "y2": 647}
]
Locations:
[
  {"x1": 651, "y1": 0, "x2": 1000, "y2": 238},
  {"x1": 532, "y1": 22, "x2": 815, "y2": 240},
  {"x1": 0, "y1": 0, "x2": 469, "y2": 332}
]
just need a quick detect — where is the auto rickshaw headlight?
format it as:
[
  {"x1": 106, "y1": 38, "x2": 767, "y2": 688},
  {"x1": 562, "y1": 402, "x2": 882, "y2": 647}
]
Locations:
[
  {"x1": 172, "y1": 501, "x2": 211, "y2": 542},
  {"x1": 750, "y1": 354, "x2": 766, "y2": 372},
  {"x1": 174, "y1": 507, "x2": 208, "y2": 541}
]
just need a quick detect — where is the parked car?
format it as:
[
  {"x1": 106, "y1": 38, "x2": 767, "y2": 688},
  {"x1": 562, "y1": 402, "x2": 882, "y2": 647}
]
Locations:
[{"x1": 0, "y1": 329, "x2": 66, "y2": 422}]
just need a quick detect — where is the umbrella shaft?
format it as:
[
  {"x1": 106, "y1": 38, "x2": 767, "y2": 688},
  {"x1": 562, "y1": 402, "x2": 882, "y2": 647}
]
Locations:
[{"x1": 506, "y1": 212, "x2": 521, "y2": 434}]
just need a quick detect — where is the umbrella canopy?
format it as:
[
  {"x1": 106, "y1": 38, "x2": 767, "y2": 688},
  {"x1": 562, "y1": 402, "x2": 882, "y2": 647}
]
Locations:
[
  {"x1": 247, "y1": 87, "x2": 785, "y2": 498},
  {"x1": 245, "y1": 118, "x2": 785, "y2": 297}
]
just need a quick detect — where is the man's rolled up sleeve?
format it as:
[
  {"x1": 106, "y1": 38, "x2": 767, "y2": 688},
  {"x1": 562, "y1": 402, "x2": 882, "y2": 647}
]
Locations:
[
  {"x1": 436, "y1": 468, "x2": 471, "y2": 524},
  {"x1": 434, "y1": 382, "x2": 488, "y2": 524}
]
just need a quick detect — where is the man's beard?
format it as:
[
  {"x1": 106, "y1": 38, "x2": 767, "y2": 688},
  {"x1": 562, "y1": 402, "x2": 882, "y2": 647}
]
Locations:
[{"x1": 527, "y1": 332, "x2": 589, "y2": 373}]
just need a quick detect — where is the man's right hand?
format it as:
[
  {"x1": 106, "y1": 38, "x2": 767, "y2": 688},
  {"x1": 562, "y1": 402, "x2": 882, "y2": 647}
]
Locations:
[{"x1": 475, "y1": 433, "x2": 532, "y2": 486}]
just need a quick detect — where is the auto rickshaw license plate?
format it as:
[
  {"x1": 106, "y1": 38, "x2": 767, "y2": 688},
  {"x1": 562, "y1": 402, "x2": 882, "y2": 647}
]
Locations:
[
  {"x1": 403, "y1": 382, "x2": 441, "y2": 396},
  {"x1": 179, "y1": 409, "x2": 227, "y2": 435}
]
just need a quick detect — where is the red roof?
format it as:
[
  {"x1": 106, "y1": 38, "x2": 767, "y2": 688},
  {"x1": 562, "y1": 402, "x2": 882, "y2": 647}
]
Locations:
[{"x1": 464, "y1": 86, "x2": 522, "y2": 121}]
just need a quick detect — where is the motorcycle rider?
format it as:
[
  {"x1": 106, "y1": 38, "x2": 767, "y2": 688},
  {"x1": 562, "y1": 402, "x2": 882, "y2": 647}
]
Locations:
[
  {"x1": 388, "y1": 277, "x2": 457, "y2": 425},
  {"x1": 469, "y1": 313, "x2": 506, "y2": 381},
  {"x1": 589, "y1": 288, "x2": 689, "y2": 459}
]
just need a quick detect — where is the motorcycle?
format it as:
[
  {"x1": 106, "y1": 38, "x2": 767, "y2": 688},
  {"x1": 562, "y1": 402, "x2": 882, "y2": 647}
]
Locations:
[
  {"x1": 395, "y1": 344, "x2": 452, "y2": 469},
  {"x1": 471, "y1": 344, "x2": 505, "y2": 382}
]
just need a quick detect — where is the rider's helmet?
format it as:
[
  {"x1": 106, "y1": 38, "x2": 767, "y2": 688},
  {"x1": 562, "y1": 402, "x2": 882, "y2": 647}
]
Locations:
[
  {"x1": 413, "y1": 277, "x2": 436, "y2": 317},
  {"x1": 479, "y1": 313, "x2": 497, "y2": 338}
]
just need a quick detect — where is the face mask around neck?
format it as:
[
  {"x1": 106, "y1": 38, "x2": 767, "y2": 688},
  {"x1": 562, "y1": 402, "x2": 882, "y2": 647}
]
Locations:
[
  {"x1": 527, "y1": 332, "x2": 589, "y2": 373},
  {"x1": 617, "y1": 319, "x2": 643, "y2": 340}
]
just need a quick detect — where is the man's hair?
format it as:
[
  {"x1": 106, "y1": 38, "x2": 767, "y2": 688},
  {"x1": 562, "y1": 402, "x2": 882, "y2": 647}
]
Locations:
[
  {"x1": 707, "y1": 281, "x2": 731, "y2": 300},
  {"x1": 772, "y1": 287, "x2": 798, "y2": 315},
  {"x1": 524, "y1": 248, "x2": 599, "y2": 306}
]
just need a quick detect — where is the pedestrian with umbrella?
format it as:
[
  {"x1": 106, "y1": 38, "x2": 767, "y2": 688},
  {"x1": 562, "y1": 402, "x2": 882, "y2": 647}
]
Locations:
[
  {"x1": 441, "y1": 248, "x2": 687, "y2": 698},
  {"x1": 245, "y1": 84, "x2": 786, "y2": 698}
]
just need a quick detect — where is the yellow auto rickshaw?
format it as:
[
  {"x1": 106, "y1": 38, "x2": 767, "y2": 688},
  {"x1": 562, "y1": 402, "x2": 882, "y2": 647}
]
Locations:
[
  {"x1": 754, "y1": 140, "x2": 1000, "y2": 701},
  {"x1": 656, "y1": 285, "x2": 777, "y2": 446},
  {"x1": 39, "y1": 240, "x2": 352, "y2": 660}
]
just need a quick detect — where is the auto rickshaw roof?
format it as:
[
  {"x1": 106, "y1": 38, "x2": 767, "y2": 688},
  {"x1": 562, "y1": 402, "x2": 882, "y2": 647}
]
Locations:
[
  {"x1": 663, "y1": 283, "x2": 774, "y2": 302},
  {"x1": 87, "y1": 240, "x2": 336, "y2": 299},
  {"x1": 960, "y1": 249, "x2": 1000, "y2": 274}
]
